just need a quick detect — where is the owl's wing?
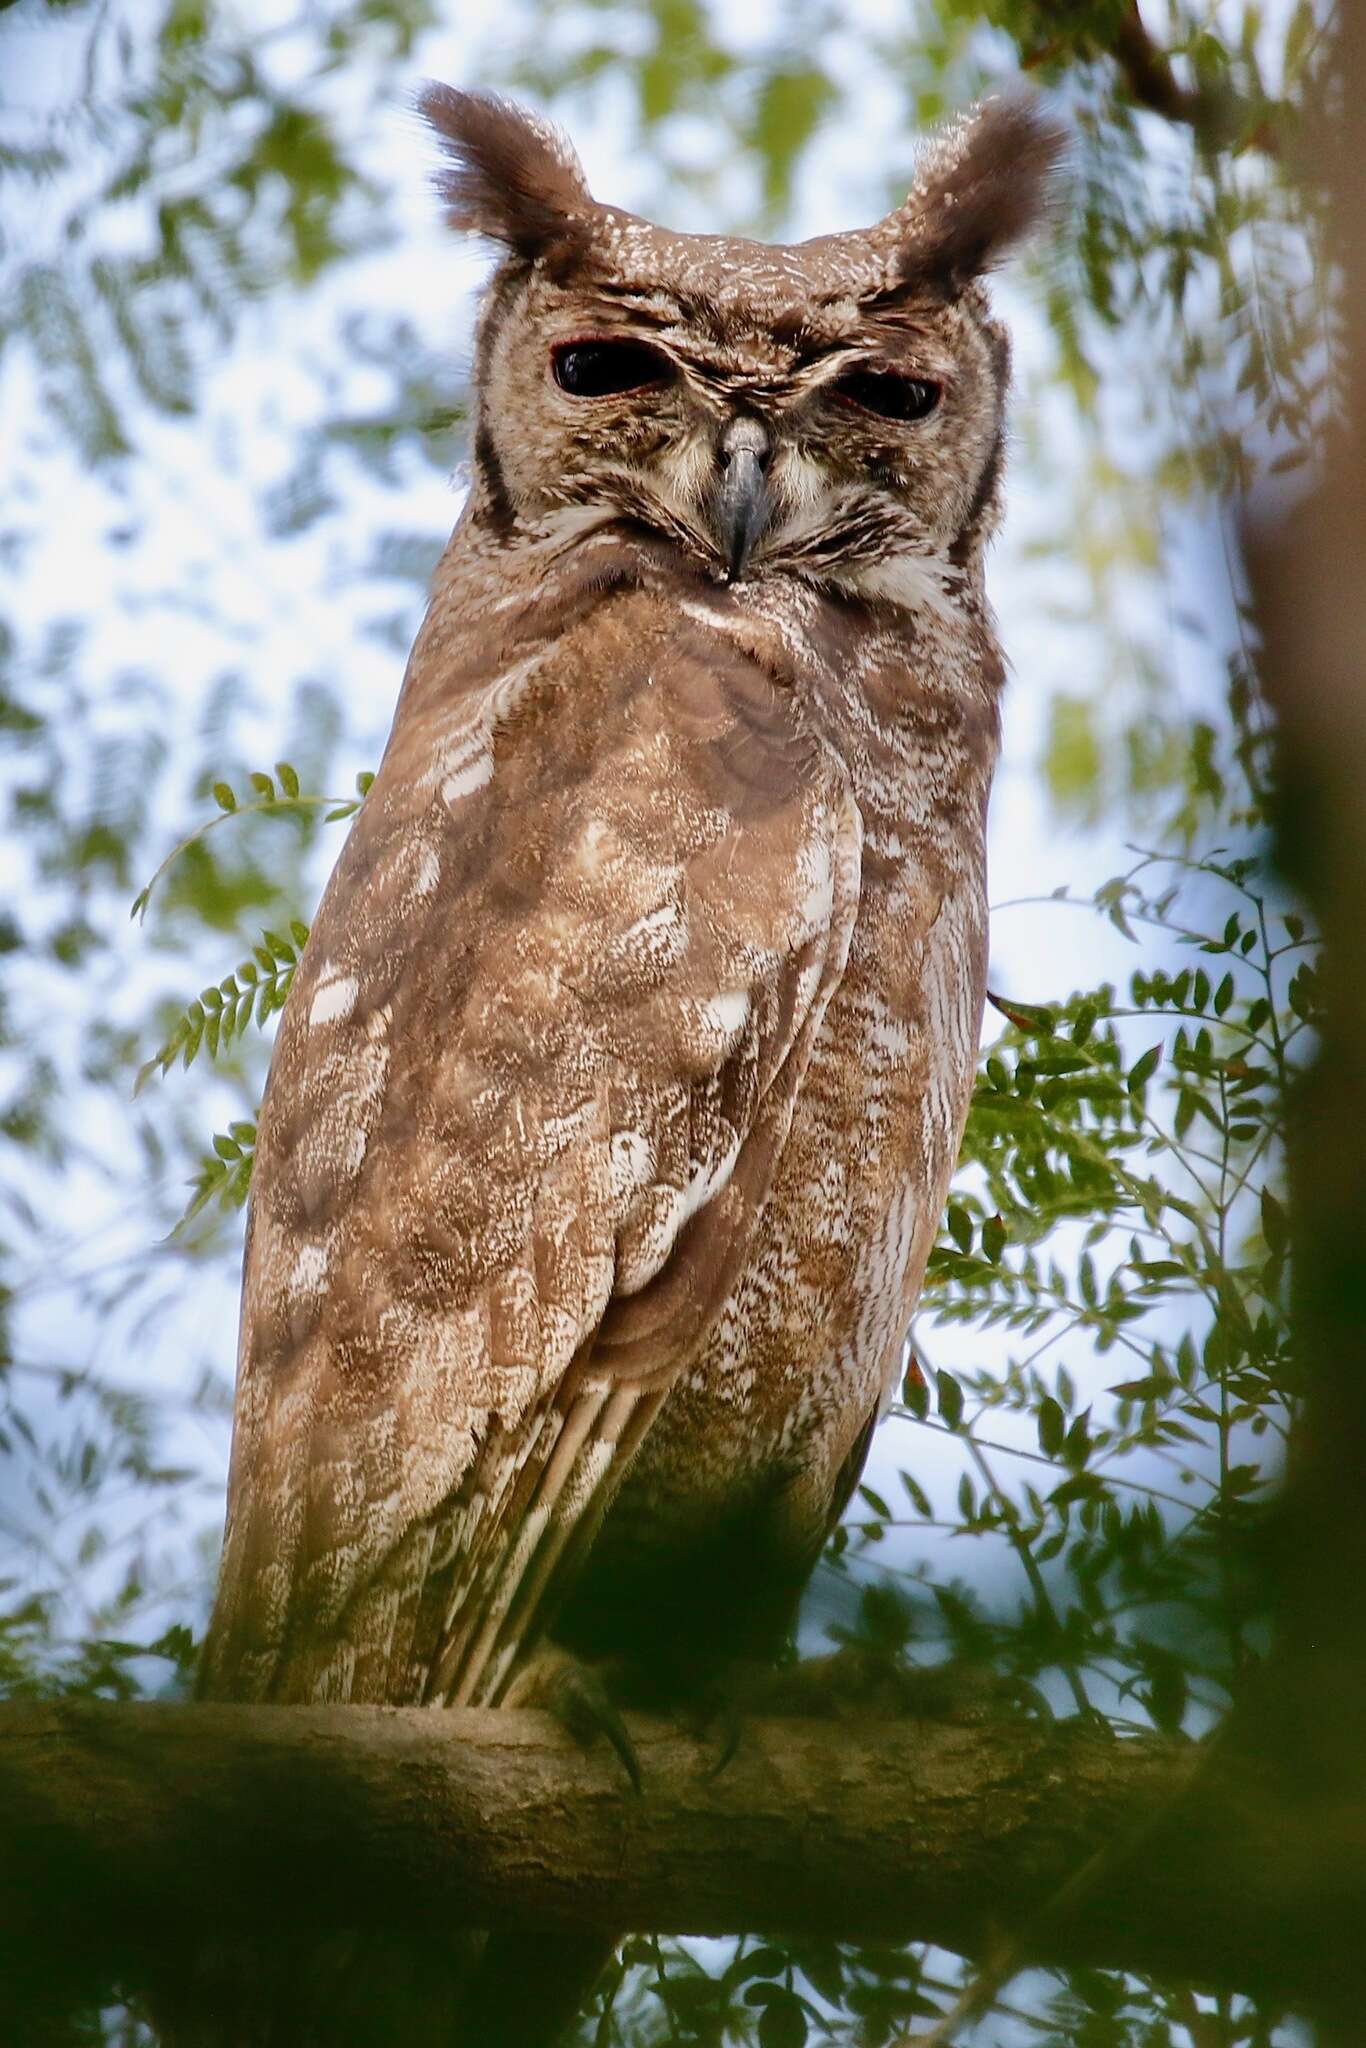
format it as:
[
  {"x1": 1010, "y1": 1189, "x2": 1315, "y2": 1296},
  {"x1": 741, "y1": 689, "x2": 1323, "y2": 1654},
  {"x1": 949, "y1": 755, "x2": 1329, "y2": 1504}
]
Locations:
[{"x1": 201, "y1": 590, "x2": 862, "y2": 1706}]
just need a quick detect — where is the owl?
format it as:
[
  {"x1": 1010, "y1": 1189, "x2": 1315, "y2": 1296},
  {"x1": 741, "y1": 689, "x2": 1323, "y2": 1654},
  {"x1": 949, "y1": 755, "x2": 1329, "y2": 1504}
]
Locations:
[{"x1": 192, "y1": 83, "x2": 1063, "y2": 2046}]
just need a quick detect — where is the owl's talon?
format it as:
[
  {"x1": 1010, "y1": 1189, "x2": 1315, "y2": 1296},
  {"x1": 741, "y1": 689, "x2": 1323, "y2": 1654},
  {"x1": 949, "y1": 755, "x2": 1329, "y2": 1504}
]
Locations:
[
  {"x1": 680, "y1": 1646, "x2": 1032, "y2": 1737},
  {"x1": 702, "y1": 1702, "x2": 745, "y2": 1780},
  {"x1": 672, "y1": 1659, "x2": 782, "y2": 1778},
  {"x1": 542, "y1": 1660, "x2": 644, "y2": 1794}
]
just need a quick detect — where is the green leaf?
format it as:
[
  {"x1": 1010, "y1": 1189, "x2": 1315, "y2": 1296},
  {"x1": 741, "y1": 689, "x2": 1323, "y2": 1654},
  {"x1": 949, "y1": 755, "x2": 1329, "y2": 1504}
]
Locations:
[
  {"x1": 1261, "y1": 1186, "x2": 1289, "y2": 1255},
  {"x1": 1038, "y1": 1397, "x2": 1066, "y2": 1458},
  {"x1": 750, "y1": 66, "x2": 835, "y2": 212},
  {"x1": 899, "y1": 1469, "x2": 932, "y2": 1518},
  {"x1": 756, "y1": 1986, "x2": 809, "y2": 2048},
  {"x1": 1144, "y1": 1650, "x2": 1188, "y2": 1735},
  {"x1": 1128, "y1": 1043, "x2": 1162, "y2": 1093},
  {"x1": 211, "y1": 782, "x2": 237, "y2": 812},
  {"x1": 936, "y1": 1371, "x2": 964, "y2": 1430},
  {"x1": 1063, "y1": 1412, "x2": 1093, "y2": 1469},
  {"x1": 725, "y1": 1947, "x2": 788, "y2": 1988},
  {"x1": 1108, "y1": 1373, "x2": 1175, "y2": 1402},
  {"x1": 1049, "y1": 1473, "x2": 1106, "y2": 1508},
  {"x1": 902, "y1": 1362, "x2": 929, "y2": 1419}
]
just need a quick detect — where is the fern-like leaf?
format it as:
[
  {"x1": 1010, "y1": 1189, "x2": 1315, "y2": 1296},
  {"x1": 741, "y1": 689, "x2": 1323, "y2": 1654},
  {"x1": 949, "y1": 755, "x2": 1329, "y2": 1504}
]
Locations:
[
  {"x1": 135, "y1": 921, "x2": 310, "y2": 1092},
  {"x1": 178, "y1": 1121, "x2": 257, "y2": 1229},
  {"x1": 131, "y1": 761, "x2": 371, "y2": 922}
]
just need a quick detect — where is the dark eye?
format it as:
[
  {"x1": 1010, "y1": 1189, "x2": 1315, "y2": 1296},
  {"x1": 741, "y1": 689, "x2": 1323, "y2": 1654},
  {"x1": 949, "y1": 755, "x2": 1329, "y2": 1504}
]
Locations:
[
  {"x1": 551, "y1": 339, "x2": 672, "y2": 398},
  {"x1": 833, "y1": 367, "x2": 940, "y2": 422}
]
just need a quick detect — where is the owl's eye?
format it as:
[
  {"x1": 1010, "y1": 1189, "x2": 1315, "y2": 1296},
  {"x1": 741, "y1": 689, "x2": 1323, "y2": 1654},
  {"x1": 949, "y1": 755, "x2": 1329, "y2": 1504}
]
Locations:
[
  {"x1": 551, "y1": 340, "x2": 672, "y2": 398},
  {"x1": 833, "y1": 367, "x2": 941, "y2": 423}
]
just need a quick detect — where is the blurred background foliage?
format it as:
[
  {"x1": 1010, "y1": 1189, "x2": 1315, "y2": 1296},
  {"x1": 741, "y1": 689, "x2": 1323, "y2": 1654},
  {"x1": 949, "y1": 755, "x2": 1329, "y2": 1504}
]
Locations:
[{"x1": 0, "y1": 0, "x2": 1338, "y2": 2042}]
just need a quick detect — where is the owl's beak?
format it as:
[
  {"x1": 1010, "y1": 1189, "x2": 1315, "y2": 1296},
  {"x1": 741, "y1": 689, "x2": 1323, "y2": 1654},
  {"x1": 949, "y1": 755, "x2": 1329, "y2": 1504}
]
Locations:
[{"x1": 715, "y1": 419, "x2": 771, "y2": 582}]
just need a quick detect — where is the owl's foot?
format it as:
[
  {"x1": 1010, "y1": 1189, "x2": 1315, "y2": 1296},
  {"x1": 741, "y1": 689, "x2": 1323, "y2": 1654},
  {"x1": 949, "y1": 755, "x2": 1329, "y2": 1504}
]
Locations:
[
  {"x1": 688, "y1": 1648, "x2": 1043, "y2": 1774},
  {"x1": 777, "y1": 1646, "x2": 1045, "y2": 1722},
  {"x1": 503, "y1": 1645, "x2": 643, "y2": 1793}
]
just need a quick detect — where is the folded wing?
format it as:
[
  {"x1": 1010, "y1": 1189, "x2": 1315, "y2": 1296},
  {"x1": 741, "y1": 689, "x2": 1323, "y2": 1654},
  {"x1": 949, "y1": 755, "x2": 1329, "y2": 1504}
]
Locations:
[{"x1": 200, "y1": 579, "x2": 862, "y2": 1706}]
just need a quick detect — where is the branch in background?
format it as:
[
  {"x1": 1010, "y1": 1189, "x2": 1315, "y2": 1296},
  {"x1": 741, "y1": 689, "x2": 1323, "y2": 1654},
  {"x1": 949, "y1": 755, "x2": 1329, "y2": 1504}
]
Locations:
[
  {"x1": 1027, "y1": 2, "x2": 1283, "y2": 156},
  {"x1": 0, "y1": 1699, "x2": 1360, "y2": 2024},
  {"x1": 1112, "y1": 5, "x2": 1225, "y2": 136}
]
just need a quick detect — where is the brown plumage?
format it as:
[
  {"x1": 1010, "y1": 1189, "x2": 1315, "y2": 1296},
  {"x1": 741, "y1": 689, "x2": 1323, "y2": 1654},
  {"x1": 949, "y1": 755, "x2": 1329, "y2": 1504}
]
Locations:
[{"x1": 191, "y1": 85, "x2": 1064, "y2": 2044}]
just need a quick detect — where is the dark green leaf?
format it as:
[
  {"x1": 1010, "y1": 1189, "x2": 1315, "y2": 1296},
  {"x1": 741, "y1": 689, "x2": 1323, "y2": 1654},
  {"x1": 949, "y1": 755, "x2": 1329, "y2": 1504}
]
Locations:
[
  {"x1": 1038, "y1": 1398, "x2": 1066, "y2": 1458},
  {"x1": 936, "y1": 1371, "x2": 964, "y2": 1430}
]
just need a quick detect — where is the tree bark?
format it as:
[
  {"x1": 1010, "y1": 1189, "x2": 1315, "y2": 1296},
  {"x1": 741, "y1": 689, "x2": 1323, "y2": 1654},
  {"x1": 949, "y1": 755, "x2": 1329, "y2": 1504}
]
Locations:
[
  {"x1": 0, "y1": 1698, "x2": 1359, "y2": 2022},
  {"x1": 1243, "y1": 3, "x2": 1366, "y2": 2037}
]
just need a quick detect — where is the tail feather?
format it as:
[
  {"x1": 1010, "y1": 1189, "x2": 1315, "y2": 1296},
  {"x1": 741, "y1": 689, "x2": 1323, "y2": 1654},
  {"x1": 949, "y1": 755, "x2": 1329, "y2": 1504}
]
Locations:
[
  {"x1": 456, "y1": 1930, "x2": 617, "y2": 2048},
  {"x1": 151, "y1": 1927, "x2": 613, "y2": 2047}
]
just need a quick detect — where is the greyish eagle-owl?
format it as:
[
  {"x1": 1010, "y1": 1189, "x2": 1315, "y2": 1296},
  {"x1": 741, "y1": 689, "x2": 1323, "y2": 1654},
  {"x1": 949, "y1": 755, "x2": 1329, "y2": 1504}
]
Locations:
[{"x1": 187, "y1": 83, "x2": 1063, "y2": 2048}]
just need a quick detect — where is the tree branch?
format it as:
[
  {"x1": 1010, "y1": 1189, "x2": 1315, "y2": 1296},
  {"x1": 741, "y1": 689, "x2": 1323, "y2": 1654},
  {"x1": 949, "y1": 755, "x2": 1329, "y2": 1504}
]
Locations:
[
  {"x1": 1244, "y1": 2, "x2": 1366, "y2": 2034},
  {"x1": 1, "y1": 1699, "x2": 1358, "y2": 2017},
  {"x1": 1110, "y1": 1, "x2": 1293, "y2": 155},
  {"x1": 1110, "y1": 5, "x2": 1227, "y2": 139},
  {"x1": 1025, "y1": 3, "x2": 1284, "y2": 156}
]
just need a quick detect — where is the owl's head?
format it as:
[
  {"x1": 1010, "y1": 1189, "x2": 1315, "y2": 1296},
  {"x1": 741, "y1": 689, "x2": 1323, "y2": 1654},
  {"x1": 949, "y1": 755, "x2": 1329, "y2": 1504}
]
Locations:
[{"x1": 421, "y1": 86, "x2": 1065, "y2": 595}]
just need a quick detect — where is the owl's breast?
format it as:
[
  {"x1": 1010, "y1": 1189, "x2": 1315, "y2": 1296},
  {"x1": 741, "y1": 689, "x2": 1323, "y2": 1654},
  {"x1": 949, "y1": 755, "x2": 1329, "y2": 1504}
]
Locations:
[{"x1": 566, "y1": 813, "x2": 989, "y2": 1668}]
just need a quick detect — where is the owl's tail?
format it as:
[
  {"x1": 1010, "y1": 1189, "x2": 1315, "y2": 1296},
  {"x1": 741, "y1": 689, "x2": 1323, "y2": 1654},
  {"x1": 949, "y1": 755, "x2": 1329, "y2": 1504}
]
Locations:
[
  {"x1": 456, "y1": 1929, "x2": 619, "y2": 2047},
  {"x1": 150, "y1": 1927, "x2": 614, "y2": 2047}
]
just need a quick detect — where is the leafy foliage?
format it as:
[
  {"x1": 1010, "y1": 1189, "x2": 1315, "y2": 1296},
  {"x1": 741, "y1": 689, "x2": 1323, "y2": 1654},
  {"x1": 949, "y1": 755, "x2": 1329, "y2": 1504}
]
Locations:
[
  {"x1": 136, "y1": 924, "x2": 310, "y2": 1090},
  {"x1": 0, "y1": 1, "x2": 1337, "y2": 2044},
  {"x1": 130, "y1": 767, "x2": 371, "y2": 923},
  {"x1": 182, "y1": 1121, "x2": 258, "y2": 1226}
]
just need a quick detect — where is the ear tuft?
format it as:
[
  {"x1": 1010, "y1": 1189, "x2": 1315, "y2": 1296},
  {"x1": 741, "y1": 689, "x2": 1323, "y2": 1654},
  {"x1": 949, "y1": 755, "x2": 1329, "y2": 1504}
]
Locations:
[
  {"x1": 417, "y1": 85, "x2": 594, "y2": 261},
  {"x1": 901, "y1": 94, "x2": 1069, "y2": 286}
]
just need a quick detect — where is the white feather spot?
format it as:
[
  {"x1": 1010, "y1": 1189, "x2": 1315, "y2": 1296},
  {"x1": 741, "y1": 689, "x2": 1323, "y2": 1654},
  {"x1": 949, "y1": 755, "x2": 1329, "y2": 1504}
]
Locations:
[
  {"x1": 290, "y1": 1241, "x2": 331, "y2": 1295},
  {"x1": 611, "y1": 1127, "x2": 655, "y2": 1201},
  {"x1": 411, "y1": 842, "x2": 441, "y2": 898},
  {"x1": 574, "y1": 816, "x2": 620, "y2": 876},
  {"x1": 679, "y1": 597, "x2": 732, "y2": 631},
  {"x1": 699, "y1": 989, "x2": 751, "y2": 1046},
  {"x1": 626, "y1": 901, "x2": 681, "y2": 941},
  {"x1": 845, "y1": 552, "x2": 963, "y2": 624},
  {"x1": 441, "y1": 751, "x2": 493, "y2": 808},
  {"x1": 773, "y1": 447, "x2": 826, "y2": 514},
  {"x1": 676, "y1": 1130, "x2": 744, "y2": 1228},
  {"x1": 869, "y1": 1011, "x2": 913, "y2": 1061},
  {"x1": 536, "y1": 504, "x2": 615, "y2": 549},
  {"x1": 798, "y1": 835, "x2": 834, "y2": 935},
  {"x1": 309, "y1": 973, "x2": 358, "y2": 1029}
]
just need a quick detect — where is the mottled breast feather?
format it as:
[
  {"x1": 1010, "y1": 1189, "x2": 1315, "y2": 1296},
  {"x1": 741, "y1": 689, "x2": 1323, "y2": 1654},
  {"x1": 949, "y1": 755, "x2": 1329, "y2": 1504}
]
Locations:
[{"x1": 199, "y1": 532, "x2": 863, "y2": 1707}]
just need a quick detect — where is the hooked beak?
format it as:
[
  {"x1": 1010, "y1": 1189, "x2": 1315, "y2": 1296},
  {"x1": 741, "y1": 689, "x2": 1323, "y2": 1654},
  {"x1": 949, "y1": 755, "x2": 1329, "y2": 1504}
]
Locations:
[{"x1": 715, "y1": 418, "x2": 771, "y2": 582}]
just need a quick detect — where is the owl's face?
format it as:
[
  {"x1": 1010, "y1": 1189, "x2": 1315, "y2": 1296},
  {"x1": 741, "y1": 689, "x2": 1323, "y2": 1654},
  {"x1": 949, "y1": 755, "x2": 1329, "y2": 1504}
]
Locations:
[
  {"x1": 480, "y1": 252, "x2": 1008, "y2": 586},
  {"x1": 423, "y1": 88, "x2": 1064, "y2": 593}
]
